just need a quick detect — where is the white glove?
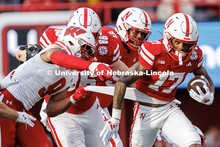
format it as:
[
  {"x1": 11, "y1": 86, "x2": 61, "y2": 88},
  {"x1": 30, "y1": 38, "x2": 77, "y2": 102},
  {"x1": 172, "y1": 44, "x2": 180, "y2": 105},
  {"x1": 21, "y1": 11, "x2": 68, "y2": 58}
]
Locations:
[
  {"x1": 16, "y1": 112, "x2": 36, "y2": 127},
  {"x1": 0, "y1": 70, "x2": 18, "y2": 89},
  {"x1": 100, "y1": 117, "x2": 120, "y2": 145},
  {"x1": 156, "y1": 130, "x2": 173, "y2": 144},
  {"x1": 189, "y1": 85, "x2": 214, "y2": 105}
]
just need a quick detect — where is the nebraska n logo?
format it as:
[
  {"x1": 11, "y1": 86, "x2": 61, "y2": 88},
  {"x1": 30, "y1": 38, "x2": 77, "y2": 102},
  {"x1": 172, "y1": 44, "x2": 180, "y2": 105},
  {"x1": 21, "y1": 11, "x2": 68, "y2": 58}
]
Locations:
[
  {"x1": 166, "y1": 18, "x2": 174, "y2": 29},
  {"x1": 121, "y1": 11, "x2": 132, "y2": 21},
  {"x1": 140, "y1": 113, "x2": 146, "y2": 120}
]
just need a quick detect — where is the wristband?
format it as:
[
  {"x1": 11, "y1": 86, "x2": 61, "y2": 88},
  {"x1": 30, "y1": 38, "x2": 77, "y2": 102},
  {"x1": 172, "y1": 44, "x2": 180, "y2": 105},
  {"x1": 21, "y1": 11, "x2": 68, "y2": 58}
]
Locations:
[
  {"x1": 69, "y1": 95, "x2": 76, "y2": 104},
  {"x1": 112, "y1": 108, "x2": 121, "y2": 120}
]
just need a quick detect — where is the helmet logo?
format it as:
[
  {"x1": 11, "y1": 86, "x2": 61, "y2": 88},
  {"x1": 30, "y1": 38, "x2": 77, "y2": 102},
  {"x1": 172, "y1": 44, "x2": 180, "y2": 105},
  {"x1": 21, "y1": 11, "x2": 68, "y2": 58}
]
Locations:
[
  {"x1": 64, "y1": 26, "x2": 86, "y2": 37},
  {"x1": 190, "y1": 50, "x2": 198, "y2": 61},
  {"x1": 98, "y1": 46, "x2": 108, "y2": 56},
  {"x1": 165, "y1": 19, "x2": 174, "y2": 29},
  {"x1": 121, "y1": 11, "x2": 132, "y2": 21}
]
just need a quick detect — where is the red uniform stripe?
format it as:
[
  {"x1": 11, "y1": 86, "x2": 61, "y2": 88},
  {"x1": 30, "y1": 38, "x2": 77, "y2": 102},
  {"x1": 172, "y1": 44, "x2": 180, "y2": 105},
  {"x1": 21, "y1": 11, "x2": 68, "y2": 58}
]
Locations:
[
  {"x1": 48, "y1": 117, "x2": 63, "y2": 147},
  {"x1": 110, "y1": 138, "x2": 116, "y2": 147},
  {"x1": 84, "y1": 8, "x2": 88, "y2": 29},
  {"x1": 184, "y1": 14, "x2": 190, "y2": 37},
  {"x1": 141, "y1": 10, "x2": 148, "y2": 28},
  {"x1": 129, "y1": 103, "x2": 139, "y2": 147}
]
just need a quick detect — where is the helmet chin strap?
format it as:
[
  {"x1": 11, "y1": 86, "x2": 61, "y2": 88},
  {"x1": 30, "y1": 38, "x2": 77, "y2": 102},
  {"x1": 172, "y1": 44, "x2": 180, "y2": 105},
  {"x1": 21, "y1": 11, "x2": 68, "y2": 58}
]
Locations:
[
  {"x1": 175, "y1": 51, "x2": 183, "y2": 65},
  {"x1": 178, "y1": 54, "x2": 183, "y2": 65}
]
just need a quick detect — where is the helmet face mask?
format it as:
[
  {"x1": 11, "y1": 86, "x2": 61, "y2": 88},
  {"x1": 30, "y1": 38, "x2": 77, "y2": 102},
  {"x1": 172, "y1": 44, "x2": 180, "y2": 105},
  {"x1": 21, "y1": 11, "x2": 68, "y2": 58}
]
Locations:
[
  {"x1": 116, "y1": 7, "x2": 151, "y2": 51},
  {"x1": 80, "y1": 44, "x2": 95, "y2": 60},
  {"x1": 59, "y1": 26, "x2": 96, "y2": 60},
  {"x1": 127, "y1": 27, "x2": 151, "y2": 48},
  {"x1": 67, "y1": 7, "x2": 101, "y2": 38},
  {"x1": 163, "y1": 13, "x2": 199, "y2": 65}
]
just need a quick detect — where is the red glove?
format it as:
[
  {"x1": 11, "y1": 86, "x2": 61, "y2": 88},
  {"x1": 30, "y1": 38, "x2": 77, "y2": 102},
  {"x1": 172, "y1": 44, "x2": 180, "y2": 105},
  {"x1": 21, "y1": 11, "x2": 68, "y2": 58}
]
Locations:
[
  {"x1": 88, "y1": 62, "x2": 114, "y2": 81},
  {"x1": 70, "y1": 85, "x2": 87, "y2": 104}
]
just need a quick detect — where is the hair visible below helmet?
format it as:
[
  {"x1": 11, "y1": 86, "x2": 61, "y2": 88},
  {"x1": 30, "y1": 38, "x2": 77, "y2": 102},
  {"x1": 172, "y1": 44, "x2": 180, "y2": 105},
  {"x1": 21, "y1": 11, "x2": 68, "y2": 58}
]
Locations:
[
  {"x1": 67, "y1": 7, "x2": 101, "y2": 36},
  {"x1": 163, "y1": 13, "x2": 199, "y2": 65},
  {"x1": 115, "y1": 7, "x2": 151, "y2": 51},
  {"x1": 58, "y1": 26, "x2": 96, "y2": 59}
]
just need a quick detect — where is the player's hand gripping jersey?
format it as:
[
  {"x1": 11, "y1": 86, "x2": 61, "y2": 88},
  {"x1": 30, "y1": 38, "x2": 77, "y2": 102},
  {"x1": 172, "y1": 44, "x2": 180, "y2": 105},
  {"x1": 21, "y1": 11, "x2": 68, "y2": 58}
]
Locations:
[{"x1": 137, "y1": 39, "x2": 203, "y2": 101}]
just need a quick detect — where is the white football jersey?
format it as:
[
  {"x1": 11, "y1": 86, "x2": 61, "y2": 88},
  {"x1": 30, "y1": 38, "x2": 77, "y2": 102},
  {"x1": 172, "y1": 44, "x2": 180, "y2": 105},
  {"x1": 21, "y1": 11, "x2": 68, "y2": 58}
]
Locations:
[{"x1": 7, "y1": 47, "x2": 78, "y2": 110}]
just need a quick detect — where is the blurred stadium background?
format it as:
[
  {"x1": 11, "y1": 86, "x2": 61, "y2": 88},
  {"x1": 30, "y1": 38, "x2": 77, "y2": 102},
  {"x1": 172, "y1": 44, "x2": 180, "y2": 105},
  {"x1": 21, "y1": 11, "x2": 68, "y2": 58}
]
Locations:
[{"x1": 0, "y1": 0, "x2": 220, "y2": 146}]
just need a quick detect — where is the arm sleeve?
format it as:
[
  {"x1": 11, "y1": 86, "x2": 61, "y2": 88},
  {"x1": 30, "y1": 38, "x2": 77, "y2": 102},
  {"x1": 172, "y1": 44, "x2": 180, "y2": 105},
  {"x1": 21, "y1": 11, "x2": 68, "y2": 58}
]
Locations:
[
  {"x1": 139, "y1": 43, "x2": 155, "y2": 70},
  {"x1": 50, "y1": 51, "x2": 91, "y2": 70}
]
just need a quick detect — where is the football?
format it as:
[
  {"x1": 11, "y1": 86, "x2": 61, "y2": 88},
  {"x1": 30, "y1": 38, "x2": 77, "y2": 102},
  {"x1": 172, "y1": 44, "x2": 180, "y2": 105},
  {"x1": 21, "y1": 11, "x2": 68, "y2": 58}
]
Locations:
[{"x1": 187, "y1": 75, "x2": 210, "y2": 94}]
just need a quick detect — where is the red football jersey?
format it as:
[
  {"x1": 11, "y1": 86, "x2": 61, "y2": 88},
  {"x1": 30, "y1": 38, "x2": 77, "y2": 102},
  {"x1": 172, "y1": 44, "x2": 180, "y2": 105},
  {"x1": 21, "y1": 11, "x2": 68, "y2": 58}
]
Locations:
[
  {"x1": 95, "y1": 26, "x2": 122, "y2": 108},
  {"x1": 96, "y1": 26, "x2": 139, "y2": 108},
  {"x1": 136, "y1": 39, "x2": 203, "y2": 101}
]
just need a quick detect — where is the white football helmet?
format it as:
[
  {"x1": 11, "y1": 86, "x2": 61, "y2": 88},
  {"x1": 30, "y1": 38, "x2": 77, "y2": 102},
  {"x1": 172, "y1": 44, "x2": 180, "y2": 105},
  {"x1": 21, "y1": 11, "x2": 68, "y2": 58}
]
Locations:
[
  {"x1": 116, "y1": 7, "x2": 151, "y2": 51},
  {"x1": 163, "y1": 13, "x2": 199, "y2": 65},
  {"x1": 58, "y1": 26, "x2": 96, "y2": 59},
  {"x1": 67, "y1": 7, "x2": 101, "y2": 37}
]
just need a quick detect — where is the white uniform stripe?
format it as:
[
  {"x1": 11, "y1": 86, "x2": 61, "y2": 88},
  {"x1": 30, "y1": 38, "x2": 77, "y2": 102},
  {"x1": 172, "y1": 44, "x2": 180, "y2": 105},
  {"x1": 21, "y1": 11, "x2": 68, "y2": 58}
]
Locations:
[
  {"x1": 140, "y1": 51, "x2": 153, "y2": 66},
  {"x1": 42, "y1": 32, "x2": 52, "y2": 45},
  {"x1": 113, "y1": 50, "x2": 120, "y2": 61},
  {"x1": 141, "y1": 45, "x2": 154, "y2": 60},
  {"x1": 48, "y1": 120, "x2": 63, "y2": 147},
  {"x1": 39, "y1": 37, "x2": 48, "y2": 48},
  {"x1": 114, "y1": 43, "x2": 119, "y2": 54},
  {"x1": 198, "y1": 58, "x2": 203, "y2": 67}
]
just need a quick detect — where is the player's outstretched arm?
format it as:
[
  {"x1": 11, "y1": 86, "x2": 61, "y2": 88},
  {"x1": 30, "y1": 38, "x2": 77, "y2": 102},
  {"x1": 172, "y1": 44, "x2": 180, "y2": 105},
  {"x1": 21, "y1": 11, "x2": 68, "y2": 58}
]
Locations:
[
  {"x1": 100, "y1": 62, "x2": 147, "y2": 145},
  {"x1": 46, "y1": 85, "x2": 88, "y2": 117},
  {"x1": 46, "y1": 88, "x2": 70, "y2": 117},
  {"x1": 0, "y1": 70, "x2": 18, "y2": 90},
  {"x1": 41, "y1": 48, "x2": 113, "y2": 81},
  {"x1": 0, "y1": 102, "x2": 36, "y2": 127}
]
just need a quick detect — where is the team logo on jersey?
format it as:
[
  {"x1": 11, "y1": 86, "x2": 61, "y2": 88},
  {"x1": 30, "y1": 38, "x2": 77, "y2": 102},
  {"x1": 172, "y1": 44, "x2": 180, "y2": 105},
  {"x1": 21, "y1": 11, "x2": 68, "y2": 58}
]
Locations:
[
  {"x1": 190, "y1": 51, "x2": 198, "y2": 61},
  {"x1": 98, "y1": 46, "x2": 108, "y2": 56},
  {"x1": 186, "y1": 62, "x2": 192, "y2": 66}
]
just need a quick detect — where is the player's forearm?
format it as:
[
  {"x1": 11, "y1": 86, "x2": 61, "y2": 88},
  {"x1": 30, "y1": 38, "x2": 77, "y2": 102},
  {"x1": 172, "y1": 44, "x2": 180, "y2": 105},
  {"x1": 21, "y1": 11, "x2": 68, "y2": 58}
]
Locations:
[
  {"x1": 0, "y1": 102, "x2": 18, "y2": 120},
  {"x1": 113, "y1": 81, "x2": 126, "y2": 109},
  {"x1": 193, "y1": 66, "x2": 215, "y2": 94},
  {"x1": 46, "y1": 98, "x2": 72, "y2": 117}
]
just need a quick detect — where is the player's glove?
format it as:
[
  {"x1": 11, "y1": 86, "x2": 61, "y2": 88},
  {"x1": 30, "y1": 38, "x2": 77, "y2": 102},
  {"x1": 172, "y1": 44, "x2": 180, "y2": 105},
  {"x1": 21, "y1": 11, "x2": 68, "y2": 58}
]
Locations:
[
  {"x1": 70, "y1": 85, "x2": 87, "y2": 104},
  {"x1": 156, "y1": 130, "x2": 173, "y2": 144},
  {"x1": 16, "y1": 112, "x2": 36, "y2": 127},
  {"x1": 88, "y1": 62, "x2": 113, "y2": 81},
  {"x1": 100, "y1": 117, "x2": 120, "y2": 145},
  {"x1": 189, "y1": 85, "x2": 214, "y2": 105},
  {"x1": 19, "y1": 44, "x2": 43, "y2": 63},
  {"x1": 100, "y1": 108, "x2": 121, "y2": 145},
  {"x1": 0, "y1": 70, "x2": 18, "y2": 89}
]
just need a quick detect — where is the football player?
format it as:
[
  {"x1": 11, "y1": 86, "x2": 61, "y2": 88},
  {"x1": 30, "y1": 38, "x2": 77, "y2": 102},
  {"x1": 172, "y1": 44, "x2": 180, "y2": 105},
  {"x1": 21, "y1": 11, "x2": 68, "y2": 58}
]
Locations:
[
  {"x1": 15, "y1": 7, "x2": 151, "y2": 146},
  {"x1": 100, "y1": 13, "x2": 215, "y2": 147},
  {"x1": 0, "y1": 26, "x2": 101, "y2": 147}
]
